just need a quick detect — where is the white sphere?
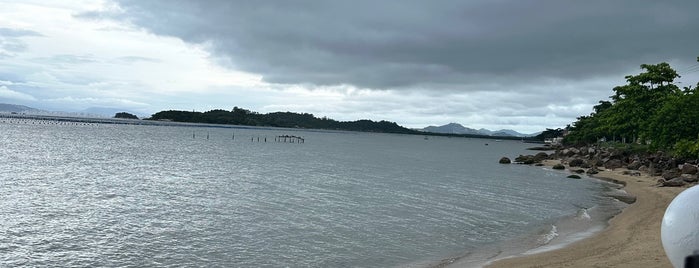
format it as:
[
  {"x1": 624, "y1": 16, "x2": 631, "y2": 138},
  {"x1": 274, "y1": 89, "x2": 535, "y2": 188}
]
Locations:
[{"x1": 662, "y1": 185, "x2": 699, "y2": 268}]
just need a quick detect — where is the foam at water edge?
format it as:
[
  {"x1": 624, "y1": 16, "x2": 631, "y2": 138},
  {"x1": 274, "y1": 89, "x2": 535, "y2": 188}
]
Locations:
[
  {"x1": 537, "y1": 225, "x2": 559, "y2": 245},
  {"x1": 575, "y1": 208, "x2": 591, "y2": 220}
]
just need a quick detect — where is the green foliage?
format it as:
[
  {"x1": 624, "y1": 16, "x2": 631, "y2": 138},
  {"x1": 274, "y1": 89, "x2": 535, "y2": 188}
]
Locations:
[
  {"x1": 148, "y1": 107, "x2": 418, "y2": 134},
  {"x1": 674, "y1": 138, "x2": 699, "y2": 159},
  {"x1": 565, "y1": 61, "x2": 699, "y2": 156},
  {"x1": 114, "y1": 112, "x2": 138, "y2": 119},
  {"x1": 533, "y1": 128, "x2": 564, "y2": 141}
]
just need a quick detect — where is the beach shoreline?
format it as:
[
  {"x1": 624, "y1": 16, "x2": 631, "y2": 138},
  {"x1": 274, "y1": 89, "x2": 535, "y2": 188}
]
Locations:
[{"x1": 481, "y1": 159, "x2": 686, "y2": 268}]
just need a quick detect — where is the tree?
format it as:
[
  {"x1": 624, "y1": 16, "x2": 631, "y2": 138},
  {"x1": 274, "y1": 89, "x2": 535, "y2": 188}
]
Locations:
[
  {"x1": 565, "y1": 62, "x2": 683, "y2": 145},
  {"x1": 114, "y1": 112, "x2": 138, "y2": 119}
]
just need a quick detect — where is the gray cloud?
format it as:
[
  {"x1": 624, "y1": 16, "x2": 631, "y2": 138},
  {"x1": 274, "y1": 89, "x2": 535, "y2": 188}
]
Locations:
[
  {"x1": 0, "y1": 28, "x2": 43, "y2": 38},
  {"x1": 96, "y1": 0, "x2": 698, "y2": 90},
  {"x1": 0, "y1": 27, "x2": 43, "y2": 56}
]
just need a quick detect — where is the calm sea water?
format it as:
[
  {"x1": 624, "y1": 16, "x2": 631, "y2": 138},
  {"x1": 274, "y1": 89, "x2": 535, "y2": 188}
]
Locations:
[{"x1": 0, "y1": 120, "x2": 625, "y2": 267}]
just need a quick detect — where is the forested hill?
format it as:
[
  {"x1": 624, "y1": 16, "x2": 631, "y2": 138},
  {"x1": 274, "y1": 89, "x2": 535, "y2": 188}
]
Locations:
[{"x1": 148, "y1": 108, "x2": 419, "y2": 134}]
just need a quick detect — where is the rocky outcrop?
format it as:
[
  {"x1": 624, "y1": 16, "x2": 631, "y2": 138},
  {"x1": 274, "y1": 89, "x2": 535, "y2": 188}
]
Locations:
[
  {"x1": 548, "y1": 145, "x2": 699, "y2": 188},
  {"x1": 512, "y1": 153, "x2": 549, "y2": 165},
  {"x1": 552, "y1": 164, "x2": 565, "y2": 170},
  {"x1": 682, "y1": 164, "x2": 698, "y2": 175},
  {"x1": 568, "y1": 158, "x2": 585, "y2": 167},
  {"x1": 604, "y1": 159, "x2": 623, "y2": 170}
]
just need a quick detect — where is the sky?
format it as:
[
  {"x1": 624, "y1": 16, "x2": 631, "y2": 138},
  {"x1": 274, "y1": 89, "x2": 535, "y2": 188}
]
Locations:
[{"x1": 1, "y1": 0, "x2": 698, "y2": 133}]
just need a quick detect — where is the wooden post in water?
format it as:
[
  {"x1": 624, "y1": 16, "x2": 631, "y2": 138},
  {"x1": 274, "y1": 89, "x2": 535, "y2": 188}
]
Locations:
[
  {"x1": 193, "y1": 131, "x2": 195, "y2": 139},
  {"x1": 207, "y1": 132, "x2": 210, "y2": 140}
]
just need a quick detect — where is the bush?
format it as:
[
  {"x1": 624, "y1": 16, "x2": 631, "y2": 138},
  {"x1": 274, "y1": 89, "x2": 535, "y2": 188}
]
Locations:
[{"x1": 674, "y1": 138, "x2": 699, "y2": 159}]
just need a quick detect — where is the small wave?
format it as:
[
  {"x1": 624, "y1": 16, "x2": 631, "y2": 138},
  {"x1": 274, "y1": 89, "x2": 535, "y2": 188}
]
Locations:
[
  {"x1": 537, "y1": 225, "x2": 559, "y2": 245},
  {"x1": 575, "y1": 208, "x2": 591, "y2": 220}
]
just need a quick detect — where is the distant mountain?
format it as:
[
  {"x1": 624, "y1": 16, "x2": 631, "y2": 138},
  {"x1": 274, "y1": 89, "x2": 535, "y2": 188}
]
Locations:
[
  {"x1": 422, "y1": 123, "x2": 481, "y2": 135},
  {"x1": 420, "y1": 123, "x2": 538, "y2": 137},
  {"x1": 0, "y1": 103, "x2": 40, "y2": 113}
]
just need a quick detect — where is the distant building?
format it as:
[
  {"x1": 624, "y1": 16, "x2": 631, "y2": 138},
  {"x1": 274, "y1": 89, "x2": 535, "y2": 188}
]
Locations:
[{"x1": 544, "y1": 137, "x2": 564, "y2": 145}]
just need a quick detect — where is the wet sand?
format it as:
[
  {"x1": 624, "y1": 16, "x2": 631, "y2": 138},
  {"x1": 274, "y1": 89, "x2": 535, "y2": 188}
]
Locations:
[{"x1": 485, "y1": 159, "x2": 685, "y2": 268}]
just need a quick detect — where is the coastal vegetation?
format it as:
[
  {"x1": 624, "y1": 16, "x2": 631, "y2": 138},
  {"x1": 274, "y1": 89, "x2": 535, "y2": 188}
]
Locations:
[
  {"x1": 114, "y1": 112, "x2": 139, "y2": 119},
  {"x1": 148, "y1": 107, "x2": 419, "y2": 134},
  {"x1": 564, "y1": 60, "x2": 699, "y2": 158}
]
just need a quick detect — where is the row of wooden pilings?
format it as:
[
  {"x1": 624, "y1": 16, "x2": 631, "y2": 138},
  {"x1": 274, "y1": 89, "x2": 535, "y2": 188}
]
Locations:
[
  {"x1": 192, "y1": 132, "x2": 305, "y2": 143},
  {"x1": 0, "y1": 118, "x2": 97, "y2": 126}
]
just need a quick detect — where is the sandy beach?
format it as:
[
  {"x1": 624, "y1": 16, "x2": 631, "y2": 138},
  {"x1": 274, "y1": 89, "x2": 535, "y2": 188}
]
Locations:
[{"x1": 485, "y1": 159, "x2": 686, "y2": 268}]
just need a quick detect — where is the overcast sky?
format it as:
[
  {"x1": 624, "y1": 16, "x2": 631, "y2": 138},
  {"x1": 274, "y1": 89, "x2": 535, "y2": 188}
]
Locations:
[{"x1": 1, "y1": 0, "x2": 698, "y2": 133}]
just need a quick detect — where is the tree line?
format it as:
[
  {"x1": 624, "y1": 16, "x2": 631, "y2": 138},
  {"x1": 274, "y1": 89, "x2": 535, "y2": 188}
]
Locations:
[
  {"x1": 147, "y1": 107, "x2": 419, "y2": 134},
  {"x1": 564, "y1": 59, "x2": 699, "y2": 158}
]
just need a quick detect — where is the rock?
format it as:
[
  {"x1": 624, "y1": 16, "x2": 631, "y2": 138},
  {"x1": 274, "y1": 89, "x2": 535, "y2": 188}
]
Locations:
[
  {"x1": 534, "y1": 163, "x2": 544, "y2": 166},
  {"x1": 587, "y1": 147, "x2": 596, "y2": 155},
  {"x1": 586, "y1": 168, "x2": 600, "y2": 175},
  {"x1": 499, "y1": 157, "x2": 511, "y2": 164},
  {"x1": 515, "y1": 155, "x2": 536, "y2": 164},
  {"x1": 567, "y1": 174, "x2": 582, "y2": 179},
  {"x1": 590, "y1": 159, "x2": 604, "y2": 167},
  {"x1": 681, "y1": 174, "x2": 698, "y2": 183},
  {"x1": 552, "y1": 164, "x2": 565, "y2": 170},
  {"x1": 681, "y1": 164, "x2": 698, "y2": 175},
  {"x1": 662, "y1": 177, "x2": 687, "y2": 187},
  {"x1": 533, "y1": 152, "x2": 549, "y2": 162},
  {"x1": 569, "y1": 148, "x2": 581, "y2": 155},
  {"x1": 627, "y1": 161, "x2": 642, "y2": 170},
  {"x1": 580, "y1": 162, "x2": 591, "y2": 169},
  {"x1": 573, "y1": 169, "x2": 585, "y2": 174},
  {"x1": 607, "y1": 192, "x2": 637, "y2": 204},
  {"x1": 569, "y1": 158, "x2": 585, "y2": 167},
  {"x1": 622, "y1": 170, "x2": 641, "y2": 176},
  {"x1": 639, "y1": 165, "x2": 649, "y2": 172},
  {"x1": 604, "y1": 159, "x2": 623, "y2": 170},
  {"x1": 662, "y1": 169, "x2": 681, "y2": 180}
]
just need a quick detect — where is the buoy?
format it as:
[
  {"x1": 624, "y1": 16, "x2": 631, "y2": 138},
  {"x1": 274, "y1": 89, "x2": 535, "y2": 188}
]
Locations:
[{"x1": 662, "y1": 185, "x2": 699, "y2": 267}]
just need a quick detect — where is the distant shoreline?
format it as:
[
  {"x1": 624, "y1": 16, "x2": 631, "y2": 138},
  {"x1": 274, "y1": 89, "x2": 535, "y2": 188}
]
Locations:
[
  {"x1": 0, "y1": 112, "x2": 531, "y2": 141},
  {"x1": 484, "y1": 159, "x2": 684, "y2": 268}
]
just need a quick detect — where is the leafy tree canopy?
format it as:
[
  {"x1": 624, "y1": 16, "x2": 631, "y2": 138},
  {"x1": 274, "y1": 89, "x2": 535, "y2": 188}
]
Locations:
[{"x1": 565, "y1": 59, "x2": 699, "y2": 158}]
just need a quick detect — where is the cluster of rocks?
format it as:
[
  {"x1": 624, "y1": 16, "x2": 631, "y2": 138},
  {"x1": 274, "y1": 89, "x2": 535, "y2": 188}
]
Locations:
[{"x1": 499, "y1": 145, "x2": 699, "y2": 187}]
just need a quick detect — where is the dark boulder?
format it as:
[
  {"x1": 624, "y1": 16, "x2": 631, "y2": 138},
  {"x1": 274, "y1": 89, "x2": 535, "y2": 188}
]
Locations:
[
  {"x1": 604, "y1": 159, "x2": 623, "y2": 170},
  {"x1": 681, "y1": 174, "x2": 698, "y2": 183},
  {"x1": 607, "y1": 192, "x2": 637, "y2": 204},
  {"x1": 567, "y1": 174, "x2": 582, "y2": 179},
  {"x1": 569, "y1": 158, "x2": 585, "y2": 167},
  {"x1": 552, "y1": 164, "x2": 565, "y2": 170},
  {"x1": 622, "y1": 170, "x2": 641, "y2": 176},
  {"x1": 586, "y1": 168, "x2": 600, "y2": 175},
  {"x1": 681, "y1": 164, "x2": 698, "y2": 175},
  {"x1": 499, "y1": 157, "x2": 511, "y2": 164},
  {"x1": 515, "y1": 155, "x2": 537, "y2": 164},
  {"x1": 533, "y1": 152, "x2": 549, "y2": 162},
  {"x1": 573, "y1": 169, "x2": 585, "y2": 174},
  {"x1": 662, "y1": 169, "x2": 681, "y2": 180},
  {"x1": 627, "y1": 161, "x2": 642, "y2": 170},
  {"x1": 662, "y1": 177, "x2": 687, "y2": 187}
]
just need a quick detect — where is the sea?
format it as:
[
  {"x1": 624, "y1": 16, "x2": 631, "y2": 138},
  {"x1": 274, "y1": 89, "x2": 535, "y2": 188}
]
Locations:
[{"x1": 0, "y1": 118, "x2": 628, "y2": 267}]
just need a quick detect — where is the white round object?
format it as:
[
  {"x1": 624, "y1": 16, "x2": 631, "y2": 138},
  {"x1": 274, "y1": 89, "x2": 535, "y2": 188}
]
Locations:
[{"x1": 662, "y1": 185, "x2": 699, "y2": 268}]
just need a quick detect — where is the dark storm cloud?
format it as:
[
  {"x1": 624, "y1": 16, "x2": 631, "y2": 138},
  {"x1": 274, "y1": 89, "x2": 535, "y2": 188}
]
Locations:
[{"x1": 98, "y1": 1, "x2": 698, "y2": 89}]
